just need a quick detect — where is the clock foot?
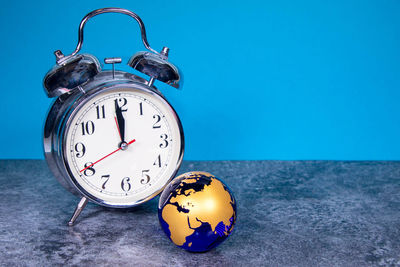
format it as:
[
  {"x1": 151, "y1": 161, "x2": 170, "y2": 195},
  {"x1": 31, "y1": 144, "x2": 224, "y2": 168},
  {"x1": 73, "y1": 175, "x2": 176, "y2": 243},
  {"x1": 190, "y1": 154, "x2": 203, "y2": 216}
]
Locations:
[{"x1": 68, "y1": 197, "x2": 88, "y2": 226}]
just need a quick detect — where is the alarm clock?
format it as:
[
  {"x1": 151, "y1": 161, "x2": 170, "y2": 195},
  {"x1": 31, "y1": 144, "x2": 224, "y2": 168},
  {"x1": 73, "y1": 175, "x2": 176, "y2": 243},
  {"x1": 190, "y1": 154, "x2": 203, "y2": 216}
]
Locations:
[{"x1": 43, "y1": 8, "x2": 184, "y2": 225}]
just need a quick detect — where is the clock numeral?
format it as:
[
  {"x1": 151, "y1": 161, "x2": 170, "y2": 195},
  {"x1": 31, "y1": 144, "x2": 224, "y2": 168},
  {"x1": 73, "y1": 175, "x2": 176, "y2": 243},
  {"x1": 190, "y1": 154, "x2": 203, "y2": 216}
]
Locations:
[
  {"x1": 121, "y1": 177, "x2": 131, "y2": 192},
  {"x1": 101, "y1": 175, "x2": 110, "y2": 189},
  {"x1": 74, "y1": 142, "x2": 86, "y2": 158},
  {"x1": 83, "y1": 162, "x2": 95, "y2": 176},
  {"x1": 81, "y1": 121, "x2": 95, "y2": 135},
  {"x1": 96, "y1": 105, "x2": 106, "y2": 119},
  {"x1": 159, "y1": 134, "x2": 169, "y2": 148},
  {"x1": 139, "y1": 102, "x2": 143, "y2": 116},
  {"x1": 115, "y1": 98, "x2": 128, "y2": 112},
  {"x1": 141, "y1": 170, "x2": 150, "y2": 184},
  {"x1": 152, "y1": 115, "x2": 161, "y2": 128},
  {"x1": 153, "y1": 155, "x2": 161, "y2": 168}
]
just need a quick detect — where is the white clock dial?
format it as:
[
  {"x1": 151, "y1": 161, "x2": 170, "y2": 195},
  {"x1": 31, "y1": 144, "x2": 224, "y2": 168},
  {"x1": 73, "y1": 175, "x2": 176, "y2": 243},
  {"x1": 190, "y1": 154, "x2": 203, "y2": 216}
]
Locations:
[{"x1": 64, "y1": 87, "x2": 183, "y2": 206}]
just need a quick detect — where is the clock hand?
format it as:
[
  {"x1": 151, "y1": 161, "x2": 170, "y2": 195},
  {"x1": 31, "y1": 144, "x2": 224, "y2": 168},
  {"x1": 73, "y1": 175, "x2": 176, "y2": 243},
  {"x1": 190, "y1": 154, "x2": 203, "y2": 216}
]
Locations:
[
  {"x1": 80, "y1": 138, "x2": 136, "y2": 173},
  {"x1": 114, "y1": 100, "x2": 126, "y2": 142},
  {"x1": 114, "y1": 116, "x2": 123, "y2": 142}
]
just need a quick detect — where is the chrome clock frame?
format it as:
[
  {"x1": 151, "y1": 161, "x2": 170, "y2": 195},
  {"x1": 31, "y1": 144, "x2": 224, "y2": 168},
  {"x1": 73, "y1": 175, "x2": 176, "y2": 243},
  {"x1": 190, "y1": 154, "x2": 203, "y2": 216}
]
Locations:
[
  {"x1": 44, "y1": 71, "x2": 184, "y2": 222},
  {"x1": 42, "y1": 8, "x2": 184, "y2": 225}
]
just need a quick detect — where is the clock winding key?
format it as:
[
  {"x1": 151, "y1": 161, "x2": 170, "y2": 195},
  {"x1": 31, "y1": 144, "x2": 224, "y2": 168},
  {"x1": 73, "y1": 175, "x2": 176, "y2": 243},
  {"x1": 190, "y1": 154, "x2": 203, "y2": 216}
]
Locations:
[{"x1": 104, "y1": 57, "x2": 122, "y2": 79}]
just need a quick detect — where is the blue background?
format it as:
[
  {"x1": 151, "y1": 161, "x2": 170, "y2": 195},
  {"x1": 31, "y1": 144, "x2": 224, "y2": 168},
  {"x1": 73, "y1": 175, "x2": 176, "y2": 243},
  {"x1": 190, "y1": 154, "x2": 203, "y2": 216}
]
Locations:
[{"x1": 0, "y1": 0, "x2": 399, "y2": 160}]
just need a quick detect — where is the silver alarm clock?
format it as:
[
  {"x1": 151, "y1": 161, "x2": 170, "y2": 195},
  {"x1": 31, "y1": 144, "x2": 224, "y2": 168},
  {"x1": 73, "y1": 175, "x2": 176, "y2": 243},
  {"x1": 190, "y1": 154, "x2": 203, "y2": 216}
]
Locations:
[{"x1": 43, "y1": 8, "x2": 184, "y2": 225}]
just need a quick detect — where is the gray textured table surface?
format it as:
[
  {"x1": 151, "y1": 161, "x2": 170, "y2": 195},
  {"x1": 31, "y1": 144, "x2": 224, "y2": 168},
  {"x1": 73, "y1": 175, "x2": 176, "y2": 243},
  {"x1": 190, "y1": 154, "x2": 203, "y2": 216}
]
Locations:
[{"x1": 0, "y1": 160, "x2": 399, "y2": 266}]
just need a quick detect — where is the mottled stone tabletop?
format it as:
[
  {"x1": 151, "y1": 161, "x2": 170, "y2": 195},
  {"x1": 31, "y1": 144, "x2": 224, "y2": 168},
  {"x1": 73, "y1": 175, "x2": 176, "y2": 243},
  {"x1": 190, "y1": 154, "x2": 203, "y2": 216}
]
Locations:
[{"x1": 0, "y1": 160, "x2": 399, "y2": 266}]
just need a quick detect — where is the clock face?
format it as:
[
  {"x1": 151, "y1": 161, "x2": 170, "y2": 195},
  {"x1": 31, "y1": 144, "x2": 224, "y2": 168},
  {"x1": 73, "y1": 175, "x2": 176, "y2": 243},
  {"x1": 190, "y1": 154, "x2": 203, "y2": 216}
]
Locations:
[{"x1": 63, "y1": 87, "x2": 183, "y2": 207}]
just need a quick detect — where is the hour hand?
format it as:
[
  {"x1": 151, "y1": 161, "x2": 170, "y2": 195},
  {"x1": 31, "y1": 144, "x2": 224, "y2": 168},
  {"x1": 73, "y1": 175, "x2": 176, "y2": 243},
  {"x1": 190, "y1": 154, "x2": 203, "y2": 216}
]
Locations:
[{"x1": 114, "y1": 100, "x2": 126, "y2": 143}]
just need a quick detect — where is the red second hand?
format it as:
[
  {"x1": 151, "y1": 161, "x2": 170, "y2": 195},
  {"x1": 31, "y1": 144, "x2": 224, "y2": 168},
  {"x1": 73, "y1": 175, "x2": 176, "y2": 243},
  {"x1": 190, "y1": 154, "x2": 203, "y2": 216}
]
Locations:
[{"x1": 80, "y1": 139, "x2": 136, "y2": 173}]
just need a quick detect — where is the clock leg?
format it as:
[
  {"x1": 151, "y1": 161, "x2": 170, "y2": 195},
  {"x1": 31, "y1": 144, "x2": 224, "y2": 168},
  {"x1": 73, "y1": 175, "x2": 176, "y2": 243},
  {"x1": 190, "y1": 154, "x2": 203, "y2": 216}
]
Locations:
[{"x1": 68, "y1": 197, "x2": 88, "y2": 226}]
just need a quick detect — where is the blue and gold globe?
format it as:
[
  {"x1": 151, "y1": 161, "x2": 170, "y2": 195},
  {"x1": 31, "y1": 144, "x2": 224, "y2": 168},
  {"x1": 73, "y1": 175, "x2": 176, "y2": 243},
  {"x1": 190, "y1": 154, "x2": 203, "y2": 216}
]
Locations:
[{"x1": 158, "y1": 171, "x2": 237, "y2": 252}]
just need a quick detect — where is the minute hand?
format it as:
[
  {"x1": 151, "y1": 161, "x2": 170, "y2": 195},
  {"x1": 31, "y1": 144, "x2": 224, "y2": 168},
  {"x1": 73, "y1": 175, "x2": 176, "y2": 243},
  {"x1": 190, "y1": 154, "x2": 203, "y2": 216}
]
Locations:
[{"x1": 114, "y1": 100, "x2": 126, "y2": 143}]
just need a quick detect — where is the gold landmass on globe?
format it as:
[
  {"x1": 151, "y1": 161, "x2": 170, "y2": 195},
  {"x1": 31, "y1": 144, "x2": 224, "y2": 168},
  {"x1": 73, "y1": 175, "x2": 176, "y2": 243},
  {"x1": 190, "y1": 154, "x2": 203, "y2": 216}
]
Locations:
[
  {"x1": 161, "y1": 175, "x2": 236, "y2": 246},
  {"x1": 182, "y1": 178, "x2": 197, "y2": 184}
]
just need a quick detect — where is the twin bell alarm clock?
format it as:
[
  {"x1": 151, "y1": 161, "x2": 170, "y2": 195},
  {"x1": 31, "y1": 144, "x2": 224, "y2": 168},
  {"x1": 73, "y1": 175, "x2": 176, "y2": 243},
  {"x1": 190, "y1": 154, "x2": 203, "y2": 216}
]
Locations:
[{"x1": 43, "y1": 8, "x2": 184, "y2": 225}]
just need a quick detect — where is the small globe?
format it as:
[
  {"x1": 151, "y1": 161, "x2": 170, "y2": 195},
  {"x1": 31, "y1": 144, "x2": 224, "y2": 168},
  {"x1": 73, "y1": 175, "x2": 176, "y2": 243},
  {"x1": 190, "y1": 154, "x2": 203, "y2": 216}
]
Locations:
[{"x1": 158, "y1": 171, "x2": 237, "y2": 252}]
